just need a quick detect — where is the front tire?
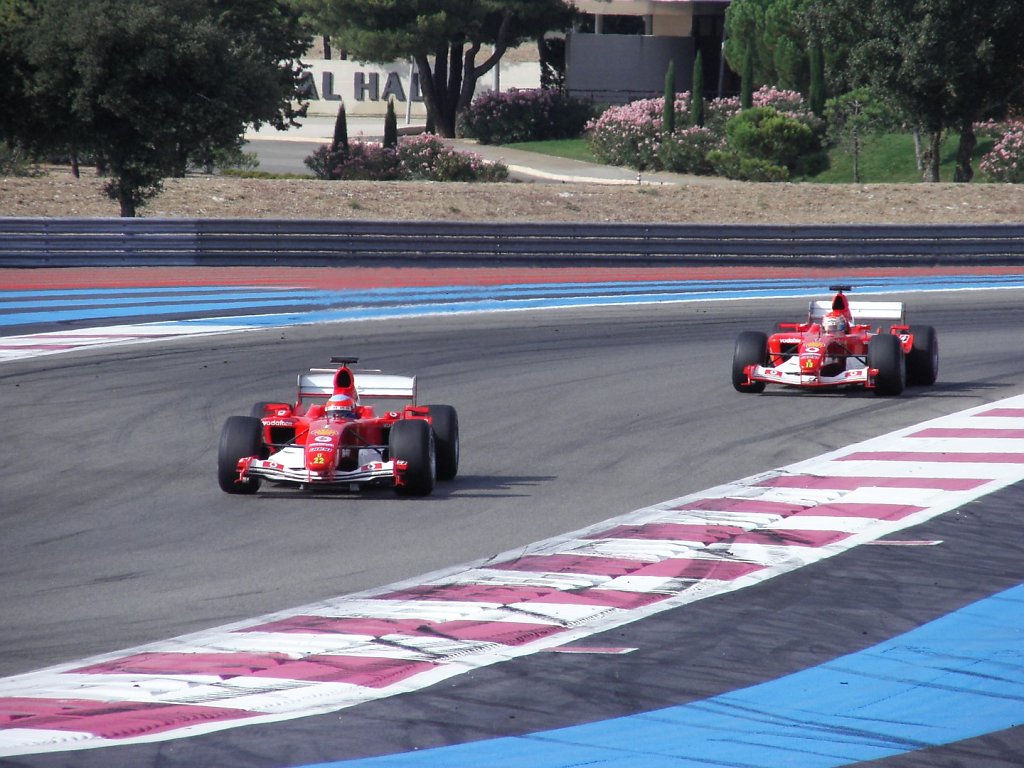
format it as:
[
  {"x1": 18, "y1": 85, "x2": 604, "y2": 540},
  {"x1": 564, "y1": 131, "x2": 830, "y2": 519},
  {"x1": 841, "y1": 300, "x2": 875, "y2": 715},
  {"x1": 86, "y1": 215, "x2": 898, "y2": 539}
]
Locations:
[
  {"x1": 218, "y1": 416, "x2": 264, "y2": 494},
  {"x1": 390, "y1": 419, "x2": 435, "y2": 497},
  {"x1": 732, "y1": 331, "x2": 768, "y2": 393},
  {"x1": 426, "y1": 404, "x2": 459, "y2": 481},
  {"x1": 906, "y1": 325, "x2": 939, "y2": 386},
  {"x1": 868, "y1": 333, "x2": 906, "y2": 396}
]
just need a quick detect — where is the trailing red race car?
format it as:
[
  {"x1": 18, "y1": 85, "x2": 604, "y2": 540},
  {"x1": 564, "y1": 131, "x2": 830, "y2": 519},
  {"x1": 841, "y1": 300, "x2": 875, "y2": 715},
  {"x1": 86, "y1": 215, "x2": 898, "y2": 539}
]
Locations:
[
  {"x1": 217, "y1": 357, "x2": 458, "y2": 496},
  {"x1": 732, "y1": 286, "x2": 938, "y2": 396}
]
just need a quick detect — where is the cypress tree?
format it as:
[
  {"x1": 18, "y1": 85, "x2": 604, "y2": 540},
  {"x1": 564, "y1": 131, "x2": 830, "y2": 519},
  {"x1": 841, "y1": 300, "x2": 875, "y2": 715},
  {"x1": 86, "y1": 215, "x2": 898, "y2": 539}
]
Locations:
[
  {"x1": 691, "y1": 50, "x2": 705, "y2": 127},
  {"x1": 331, "y1": 101, "x2": 349, "y2": 156},
  {"x1": 383, "y1": 98, "x2": 398, "y2": 149},
  {"x1": 662, "y1": 59, "x2": 676, "y2": 134},
  {"x1": 809, "y1": 44, "x2": 825, "y2": 117},
  {"x1": 741, "y1": 46, "x2": 754, "y2": 110}
]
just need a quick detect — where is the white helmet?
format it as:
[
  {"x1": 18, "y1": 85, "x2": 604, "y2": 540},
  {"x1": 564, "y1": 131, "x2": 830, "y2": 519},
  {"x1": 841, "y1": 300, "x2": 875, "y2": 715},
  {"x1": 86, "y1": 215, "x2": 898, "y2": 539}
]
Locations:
[
  {"x1": 823, "y1": 313, "x2": 848, "y2": 334},
  {"x1": 325, "y1": 394, "x2": 358, "y2": 420}
]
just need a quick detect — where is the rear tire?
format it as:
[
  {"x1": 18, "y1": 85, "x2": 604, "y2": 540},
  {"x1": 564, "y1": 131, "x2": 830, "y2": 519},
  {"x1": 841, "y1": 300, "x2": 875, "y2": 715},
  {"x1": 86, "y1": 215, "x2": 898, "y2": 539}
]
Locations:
[
  {"x1": 906, "y1": 325, "x2": 939, "y2": 386},
  {"x1": 390, "y1": 419, "x2": 435, "y2": 497},
  {"x1": 426, "y1": 404, "x2": 459, "y2": 481},
  {"x1": 732, "y1": 331, "x2": 768, "y2": 393},
  {"x1": 868, "y1": 333, "x2": 906, "y2": 396},
  {"x1": 218, "y1": 416, "x2": 263, "y2": 494}
]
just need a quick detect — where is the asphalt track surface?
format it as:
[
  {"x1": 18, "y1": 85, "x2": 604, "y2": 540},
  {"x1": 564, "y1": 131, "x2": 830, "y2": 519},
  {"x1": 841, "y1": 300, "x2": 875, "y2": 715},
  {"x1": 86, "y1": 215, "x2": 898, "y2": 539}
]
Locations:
[{"x1": 3, "y1": 283, "x2": 1024, "y2": 766}]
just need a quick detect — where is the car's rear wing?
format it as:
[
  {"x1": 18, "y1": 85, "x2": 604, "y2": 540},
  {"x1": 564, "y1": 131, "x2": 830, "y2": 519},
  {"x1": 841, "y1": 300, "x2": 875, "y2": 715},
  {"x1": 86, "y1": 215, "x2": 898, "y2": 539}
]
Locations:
[
  {"x1": 298, "y1": 369, "x2": 417, "y2": 405},
  {"x1": 808, "y1": 300, "x2": 905, "y2": 325}
]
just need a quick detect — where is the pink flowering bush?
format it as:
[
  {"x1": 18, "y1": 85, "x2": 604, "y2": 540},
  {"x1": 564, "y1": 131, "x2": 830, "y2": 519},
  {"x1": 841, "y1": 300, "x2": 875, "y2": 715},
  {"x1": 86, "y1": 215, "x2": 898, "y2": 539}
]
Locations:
[
  {"x1": 587, "y1": 94, "x2": 691, "y2": 169},
  {"x1": 704, "y1": 95, "x2": 741, "y2": 135},
  {"x1": 458, "y1": 88, "x2": 594, "y2": 145},
  {"x1": 980, "y1": 123, "x2": 1024, "y2": 183},
  {"x1": 400, "y1": 134, "x2": 509, "y2": 181},
  {"x1": 327, "y1": 141, "x2": 404, "y2": 181},
  {"x1": 304, "y1": 134, "x2": 508, "y2": 182},
  {"x1": 689, "y1": 87, "x2": 821, "y2": 136},
  {"x1": 586, "y1": 86, "x2": 822, "y2": 178}
]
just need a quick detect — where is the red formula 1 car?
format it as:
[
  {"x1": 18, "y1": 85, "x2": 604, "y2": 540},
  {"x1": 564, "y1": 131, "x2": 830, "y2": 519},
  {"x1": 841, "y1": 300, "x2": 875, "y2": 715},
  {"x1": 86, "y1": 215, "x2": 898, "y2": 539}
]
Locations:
[
  {"x1": 732, "y1": 286, "x2": 938, "y2": 396},
  {"x1": 217, "y1": 357, "x2": 458, "y2": 496}
]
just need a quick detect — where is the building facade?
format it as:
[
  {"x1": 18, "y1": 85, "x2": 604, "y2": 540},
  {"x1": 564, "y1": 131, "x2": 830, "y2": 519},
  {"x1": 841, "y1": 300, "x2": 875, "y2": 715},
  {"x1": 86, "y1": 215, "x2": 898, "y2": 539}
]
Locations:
[{"x1": 566, "y1": 0, "x2": 736, "y2": 103}]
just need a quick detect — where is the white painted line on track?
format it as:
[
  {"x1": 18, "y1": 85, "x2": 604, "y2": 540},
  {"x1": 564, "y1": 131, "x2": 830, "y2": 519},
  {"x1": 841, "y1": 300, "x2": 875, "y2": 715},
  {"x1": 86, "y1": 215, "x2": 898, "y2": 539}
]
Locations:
[{"x1": 3, "y1": 392, "x2": 1024, "y2": 756}]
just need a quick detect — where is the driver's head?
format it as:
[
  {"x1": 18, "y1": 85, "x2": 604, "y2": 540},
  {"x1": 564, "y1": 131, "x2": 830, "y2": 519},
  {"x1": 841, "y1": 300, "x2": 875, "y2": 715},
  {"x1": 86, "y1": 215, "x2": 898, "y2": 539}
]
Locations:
[
  {"x1": 823, "y1": 313, "x2": 848, "y2": 334},
  {"x1": 325, "y1": 393, "x2": 357, "y2": 420}
]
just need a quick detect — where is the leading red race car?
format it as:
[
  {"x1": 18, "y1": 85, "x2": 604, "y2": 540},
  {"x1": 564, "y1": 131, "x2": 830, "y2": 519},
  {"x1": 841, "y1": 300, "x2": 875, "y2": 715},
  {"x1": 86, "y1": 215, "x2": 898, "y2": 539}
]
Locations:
[
  {"x1": 217, "y1": 357, "x2": 458, "y2": 496},
  {"x1": 732, "y1": 286, "x2": 938, "y2": 396}
]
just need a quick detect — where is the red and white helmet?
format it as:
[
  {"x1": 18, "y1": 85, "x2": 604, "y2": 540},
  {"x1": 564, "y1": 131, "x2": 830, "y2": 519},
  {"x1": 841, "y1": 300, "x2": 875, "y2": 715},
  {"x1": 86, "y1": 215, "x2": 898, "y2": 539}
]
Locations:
[
  {"x1": 325, "y1": 393, "x2": 358, "y2": 420},
  {"x1": 822, "y1": 312, "x2": 849, "y2": 334}
]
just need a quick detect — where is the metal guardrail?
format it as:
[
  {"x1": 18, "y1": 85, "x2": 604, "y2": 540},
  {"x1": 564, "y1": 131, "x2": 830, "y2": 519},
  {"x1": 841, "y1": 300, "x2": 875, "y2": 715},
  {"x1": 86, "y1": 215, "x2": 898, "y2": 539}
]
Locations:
[{"x1": 1, "y1": 218, "x2": 1023, "y2": 267}]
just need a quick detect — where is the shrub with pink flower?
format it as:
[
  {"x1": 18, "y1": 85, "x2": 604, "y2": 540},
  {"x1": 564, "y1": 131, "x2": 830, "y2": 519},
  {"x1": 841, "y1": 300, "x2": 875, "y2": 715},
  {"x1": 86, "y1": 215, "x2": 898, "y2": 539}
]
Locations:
[
  {"x1": 586, "y1": 87, "x2": 820, "y2": 175},
  {"x1": 458, "y1": 88, "x2": 594, "y2": 145},
  {"x1": 400, "y1": 134, "x2": 509, "y2": 181},
  {"x1": 304, "y1": 134, "x2": 508, "y2": 182},
  {"x1": 586, "y1": 94, "x2": 691, "y2": 170},
  {"x1": 752, "y1": 86, "x2": 823, "y2": 133},
  {"x1": 980, "y1": 123, "x2": 1024, "y2": 183},
  {"x1": 704, "y1": 95, "x2": 741, "y2": 135}
]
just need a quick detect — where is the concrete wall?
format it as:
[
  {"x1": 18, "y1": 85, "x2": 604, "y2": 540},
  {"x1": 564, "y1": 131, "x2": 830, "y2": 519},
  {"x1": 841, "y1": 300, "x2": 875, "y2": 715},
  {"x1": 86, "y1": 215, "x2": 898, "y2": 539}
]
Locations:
[
  {"x1": 299, "y1": 60, "x2": 541, "y2": 118},
  {"x1": 565, "y1": 33, "x2": 694, "y2": 104}
]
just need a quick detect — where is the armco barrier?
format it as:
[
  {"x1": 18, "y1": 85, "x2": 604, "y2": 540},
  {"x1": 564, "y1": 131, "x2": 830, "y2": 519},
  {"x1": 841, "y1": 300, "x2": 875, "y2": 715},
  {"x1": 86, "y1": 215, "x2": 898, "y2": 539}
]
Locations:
[{"x1": 1, "y1": 218, "x2": 1023, "y2": 267}]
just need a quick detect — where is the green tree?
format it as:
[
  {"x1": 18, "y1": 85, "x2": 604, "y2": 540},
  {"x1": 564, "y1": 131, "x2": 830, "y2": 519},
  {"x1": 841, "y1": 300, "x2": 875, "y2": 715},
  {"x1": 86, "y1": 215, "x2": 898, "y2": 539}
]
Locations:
[
  {"x1": 824, "y1": 87, "x2": 898, "y2": 182},
  {"x1": 662, "y1": 60, "x2": 676, "y2": 135},
  {"x1": 297, "y1": 0, "x2": 576, "y2": 138},
  {"x1": 1, "y1": 0, "x2": 308, "y2": 216},
  {"x1": 691, "y1": 51, "x2": 705, "y2": 127},
  {"x1": 725, "y1": 0, "x2": 814, "y2": 93},
  {"x1": 809, "y1": 0, "x2": 1024, "y2": 182}
]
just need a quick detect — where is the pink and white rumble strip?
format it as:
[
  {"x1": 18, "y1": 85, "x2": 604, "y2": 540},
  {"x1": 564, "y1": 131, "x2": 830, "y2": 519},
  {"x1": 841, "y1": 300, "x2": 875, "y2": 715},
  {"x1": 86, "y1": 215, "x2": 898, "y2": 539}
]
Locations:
[
  {"x1": 0, "y1": 323, "x2": 253, "y2": 362},
  {"x1": 4, "y1": 395, "x2": 1024, "y2": 755}
]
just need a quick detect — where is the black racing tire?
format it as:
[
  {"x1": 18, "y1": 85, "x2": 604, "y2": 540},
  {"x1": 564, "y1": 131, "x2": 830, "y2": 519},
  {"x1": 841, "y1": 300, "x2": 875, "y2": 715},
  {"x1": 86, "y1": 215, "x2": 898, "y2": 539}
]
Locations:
[
  {"x1": 218, "y1": 416, "x2": 264, "y2": 494},
  {"x1": 426, "y1": 404, "x2": 459, "y2": 481},
  {"x1": 732, "y1": 331, "x2": 768, "y2": 393},
  {"x1": 906, "y1": 325, "x2": 939, "y2": 386},
  {"x1": 390, "y1": 419, "x2": 436, "y2": 497},
  {"x1": 868, "y1": 333, "x2": 906, "y2": 396}
]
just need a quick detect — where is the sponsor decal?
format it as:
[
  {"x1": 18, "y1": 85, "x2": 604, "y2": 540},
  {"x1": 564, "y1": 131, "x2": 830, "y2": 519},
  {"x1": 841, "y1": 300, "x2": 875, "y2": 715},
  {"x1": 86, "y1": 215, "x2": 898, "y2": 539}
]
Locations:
[
  {"x1": 313, "y1": 434, "x2": 335, "y2": 443},
  {"x1": 313, "y1": 428, "x2": 337, "y2": 437}
]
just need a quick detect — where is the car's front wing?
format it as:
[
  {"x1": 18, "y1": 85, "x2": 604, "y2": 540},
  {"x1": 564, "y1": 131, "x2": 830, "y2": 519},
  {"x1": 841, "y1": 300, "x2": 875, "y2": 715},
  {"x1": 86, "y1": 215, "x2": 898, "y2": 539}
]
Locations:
[
  {"x1": 239, "y1": 449, "x2": 397, "y2": 488},
  {"x1": 745, "y1": 363, "x2": 877, "y2": 389}
]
